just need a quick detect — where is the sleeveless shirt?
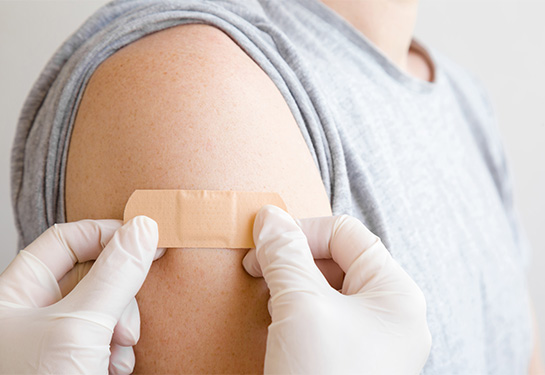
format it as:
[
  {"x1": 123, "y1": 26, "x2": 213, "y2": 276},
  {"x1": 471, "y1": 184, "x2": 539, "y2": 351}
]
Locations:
[{"x1": 10, "y1": 0, "x2": 533, "y2": 373}]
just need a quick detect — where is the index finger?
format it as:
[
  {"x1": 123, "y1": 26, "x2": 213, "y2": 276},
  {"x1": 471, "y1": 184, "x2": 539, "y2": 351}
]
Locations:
[
  {"x1": 25, "y1": 219, "x2": 122, "y2": 282},
  {"x1": 295, "y1": 215, "x2": 379, "y2": 272}
]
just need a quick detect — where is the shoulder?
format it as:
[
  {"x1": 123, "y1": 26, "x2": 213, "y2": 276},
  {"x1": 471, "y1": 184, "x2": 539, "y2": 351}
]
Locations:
[
  {"x1": 89, "y1": 23, "x2": 263, "y2": 92},
  {"x1": 65, "y1": 23, "x2": 331, "y2": 222}
]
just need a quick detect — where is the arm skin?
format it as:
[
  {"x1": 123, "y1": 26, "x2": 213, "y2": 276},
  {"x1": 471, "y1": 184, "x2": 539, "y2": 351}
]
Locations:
[{"x1": 65, "y1": 24, "x2": 332, "y2": 373}]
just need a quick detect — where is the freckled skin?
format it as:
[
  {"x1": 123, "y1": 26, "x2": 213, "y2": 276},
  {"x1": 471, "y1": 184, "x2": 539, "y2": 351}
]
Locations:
[{"x1": 65, "y1": 24, "x2": 332, "y2": 373}]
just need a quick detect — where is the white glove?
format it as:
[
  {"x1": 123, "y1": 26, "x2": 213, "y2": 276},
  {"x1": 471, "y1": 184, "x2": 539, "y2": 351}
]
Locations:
[
  {"x1": 0, "y1": 216, "x2": 162, "y2": 375},
  {"x1": 243, "y1": 205, "x2": 432, "y2": 375}
]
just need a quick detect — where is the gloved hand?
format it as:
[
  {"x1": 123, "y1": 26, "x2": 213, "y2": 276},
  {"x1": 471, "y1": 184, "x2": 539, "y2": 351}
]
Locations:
[
  {"x1": 0, "y1": 216, "x2": 162, "y2": 375},
  {"x1": 243, "y1": 205, "x2": 432, "y2": 375}
]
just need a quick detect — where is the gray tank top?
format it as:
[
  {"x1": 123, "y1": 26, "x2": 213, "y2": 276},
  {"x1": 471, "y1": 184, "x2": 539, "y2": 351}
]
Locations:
[{"x1": 11, "y1": 0, "x2": 533, "y2": 373}]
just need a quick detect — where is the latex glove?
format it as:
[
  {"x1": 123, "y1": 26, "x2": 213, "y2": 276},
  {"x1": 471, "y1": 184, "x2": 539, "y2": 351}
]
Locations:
[
  {"x1": 243, "y1": 205, "x2": 432, "y2": 375},
  {"x1": 0, "y1": 216, "x2": 162, "y2": 375}
]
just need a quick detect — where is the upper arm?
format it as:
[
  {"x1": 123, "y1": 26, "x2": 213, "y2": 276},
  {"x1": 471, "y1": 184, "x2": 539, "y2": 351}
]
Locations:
[
  {"x1": 66, "y1": 23, "x2": 330, "y2": 222},
  {"x1": 65, "y1": 23, "x2": 331, "y2": 373}
]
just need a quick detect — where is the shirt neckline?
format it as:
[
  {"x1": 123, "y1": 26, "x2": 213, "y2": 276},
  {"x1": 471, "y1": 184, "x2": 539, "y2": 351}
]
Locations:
[{"x1": 302, "y1": 0, "x2": 442, "y2": 94}]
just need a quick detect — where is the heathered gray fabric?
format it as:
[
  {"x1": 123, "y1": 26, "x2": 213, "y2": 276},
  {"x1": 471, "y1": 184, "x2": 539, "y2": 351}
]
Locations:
[{"x1": 11, "y1": 0, "x2": 533, "y2": 373}]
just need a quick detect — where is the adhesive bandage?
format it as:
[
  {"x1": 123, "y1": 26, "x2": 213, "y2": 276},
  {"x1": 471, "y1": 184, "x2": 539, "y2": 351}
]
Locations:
[{"x1": 123, "y1": 189, "x2": 288, "y2": 248}]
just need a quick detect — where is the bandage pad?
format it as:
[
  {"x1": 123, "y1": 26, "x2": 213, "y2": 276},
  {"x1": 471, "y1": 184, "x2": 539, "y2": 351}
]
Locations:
[{"x1": 123, "y1": 190, "x2": 288, "y2": 248}]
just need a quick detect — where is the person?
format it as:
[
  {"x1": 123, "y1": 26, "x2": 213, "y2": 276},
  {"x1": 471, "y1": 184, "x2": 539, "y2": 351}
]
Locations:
[
  {"x1": 9, "y1": 0, "x2": 544, "y2": 373},
  {"x1": 0, "y1": 206, "x2": 432, "y2": 374}
]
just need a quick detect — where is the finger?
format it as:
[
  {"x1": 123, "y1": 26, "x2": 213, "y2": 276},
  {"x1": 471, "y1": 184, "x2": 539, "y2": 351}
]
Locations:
[
  {"x1": 58, "y1": 246, "x2": 165, "y2": 298},
  {"x1": 25, "y1": 219, "x2": 122, "y2": 282},
  {"x1": 109, "y1": 344, "x2": 135, "y2": 375},
  {"x1": 242, "y1": 248, "x2": 260, "y2": 277},
  {"x1": 251, "y1": 205, "x2": 329, "y2": 297},
  {"x1": 296, "y1": 215, "x2": 379, "y2": 273},
  {"x1": 154, "y1": 247, "x2": 167, "y2": 261},
  {"x1": 342, "y1": 237, "x2": 419, "y2": 297},
  {"x1": 243, "y1": 212, "x2": 345, "y2": 276},
  {"x1": 112, "y1": 298, "x2": 140, "y2": 346},
  {"x1": 243, "y1": 249, "x2": 345, "y2": 289},
  {"x1": 293, "y1": 215, "x2": 336, "y2": 260},
  {"x1": 0, "y1": 220, "x2": 121, "y2": 307},
  {"x1": 326, "y1": 216, "x2": 418, "y2": 296},
  {"x1": 0, "y1": 250, "x2": 62, "y2": 307},
  {"x1": 244, "y1": 210, "x2": 346, "y2": 288},
  {"x1": 61, "y1": 216, "x2": 159, "y2": 329}
]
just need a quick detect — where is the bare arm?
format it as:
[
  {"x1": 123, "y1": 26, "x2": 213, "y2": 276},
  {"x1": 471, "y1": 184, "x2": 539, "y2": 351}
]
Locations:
[{"x1": 65, "y1": 24, "x2": 331, "y2": 373}]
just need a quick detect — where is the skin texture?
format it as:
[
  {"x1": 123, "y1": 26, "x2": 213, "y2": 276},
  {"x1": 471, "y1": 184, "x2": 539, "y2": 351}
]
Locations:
[{"x1": 65, "y1": 24, "x2": 332, "y2": 373}]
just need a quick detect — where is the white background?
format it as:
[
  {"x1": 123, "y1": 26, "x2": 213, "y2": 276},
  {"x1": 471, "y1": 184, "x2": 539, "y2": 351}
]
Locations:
[{"x1": 1, "y1": 0, "x2": 543, "y2": 361}]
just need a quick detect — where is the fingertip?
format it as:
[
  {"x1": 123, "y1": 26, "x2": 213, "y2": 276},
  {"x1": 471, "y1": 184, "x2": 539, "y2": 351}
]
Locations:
[
  {"x1": 255, "y1": 204, "x2": 289, "y2": 226},
  {"x1": 112, "y1": 298, "x2": 140, "y2": 347},
  {"x1": 254, "y1": 205, "x2": 281, "y2": 246},
  {"x1": 154, "y1": 247, "x2": 167, "y2": 261},
  {"x1": 253, "y1": 205, "x2": 299, "y2": 245},
  {"x1": 255, "y1": 204, "x2": 275, "y2": 225},
  {"x1": 251, "y1": 205, "x2": 326, "y2": 289},
  {"x1": 129, "y1": 215, "x2": 158, "y2": 231},
  {"x1": 242, "y1": 248, "x2": 262, "y2": 277},
  {"x1": 124, "y1": 215, "x2": 159, "y2": 249},
  {"x1": 109, "y1": 344, "x2": 135, "y2": 375},
  {"x1": 330, "y1": 215, "x2": 380, "y2": 271}
]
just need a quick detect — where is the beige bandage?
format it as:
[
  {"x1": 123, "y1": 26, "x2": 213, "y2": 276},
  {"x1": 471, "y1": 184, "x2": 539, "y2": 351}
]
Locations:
[{"x1": 123, "y1": 189, "x2": 288, "y2": 248}]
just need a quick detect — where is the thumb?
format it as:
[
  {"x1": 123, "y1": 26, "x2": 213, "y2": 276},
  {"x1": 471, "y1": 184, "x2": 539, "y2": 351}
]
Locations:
[
  {"x1": 60, "y1": 216, "x2": 158, "y2": 330},
  {"x1": 245, "y1": 205, "x2": 329, "y2": 297}
]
